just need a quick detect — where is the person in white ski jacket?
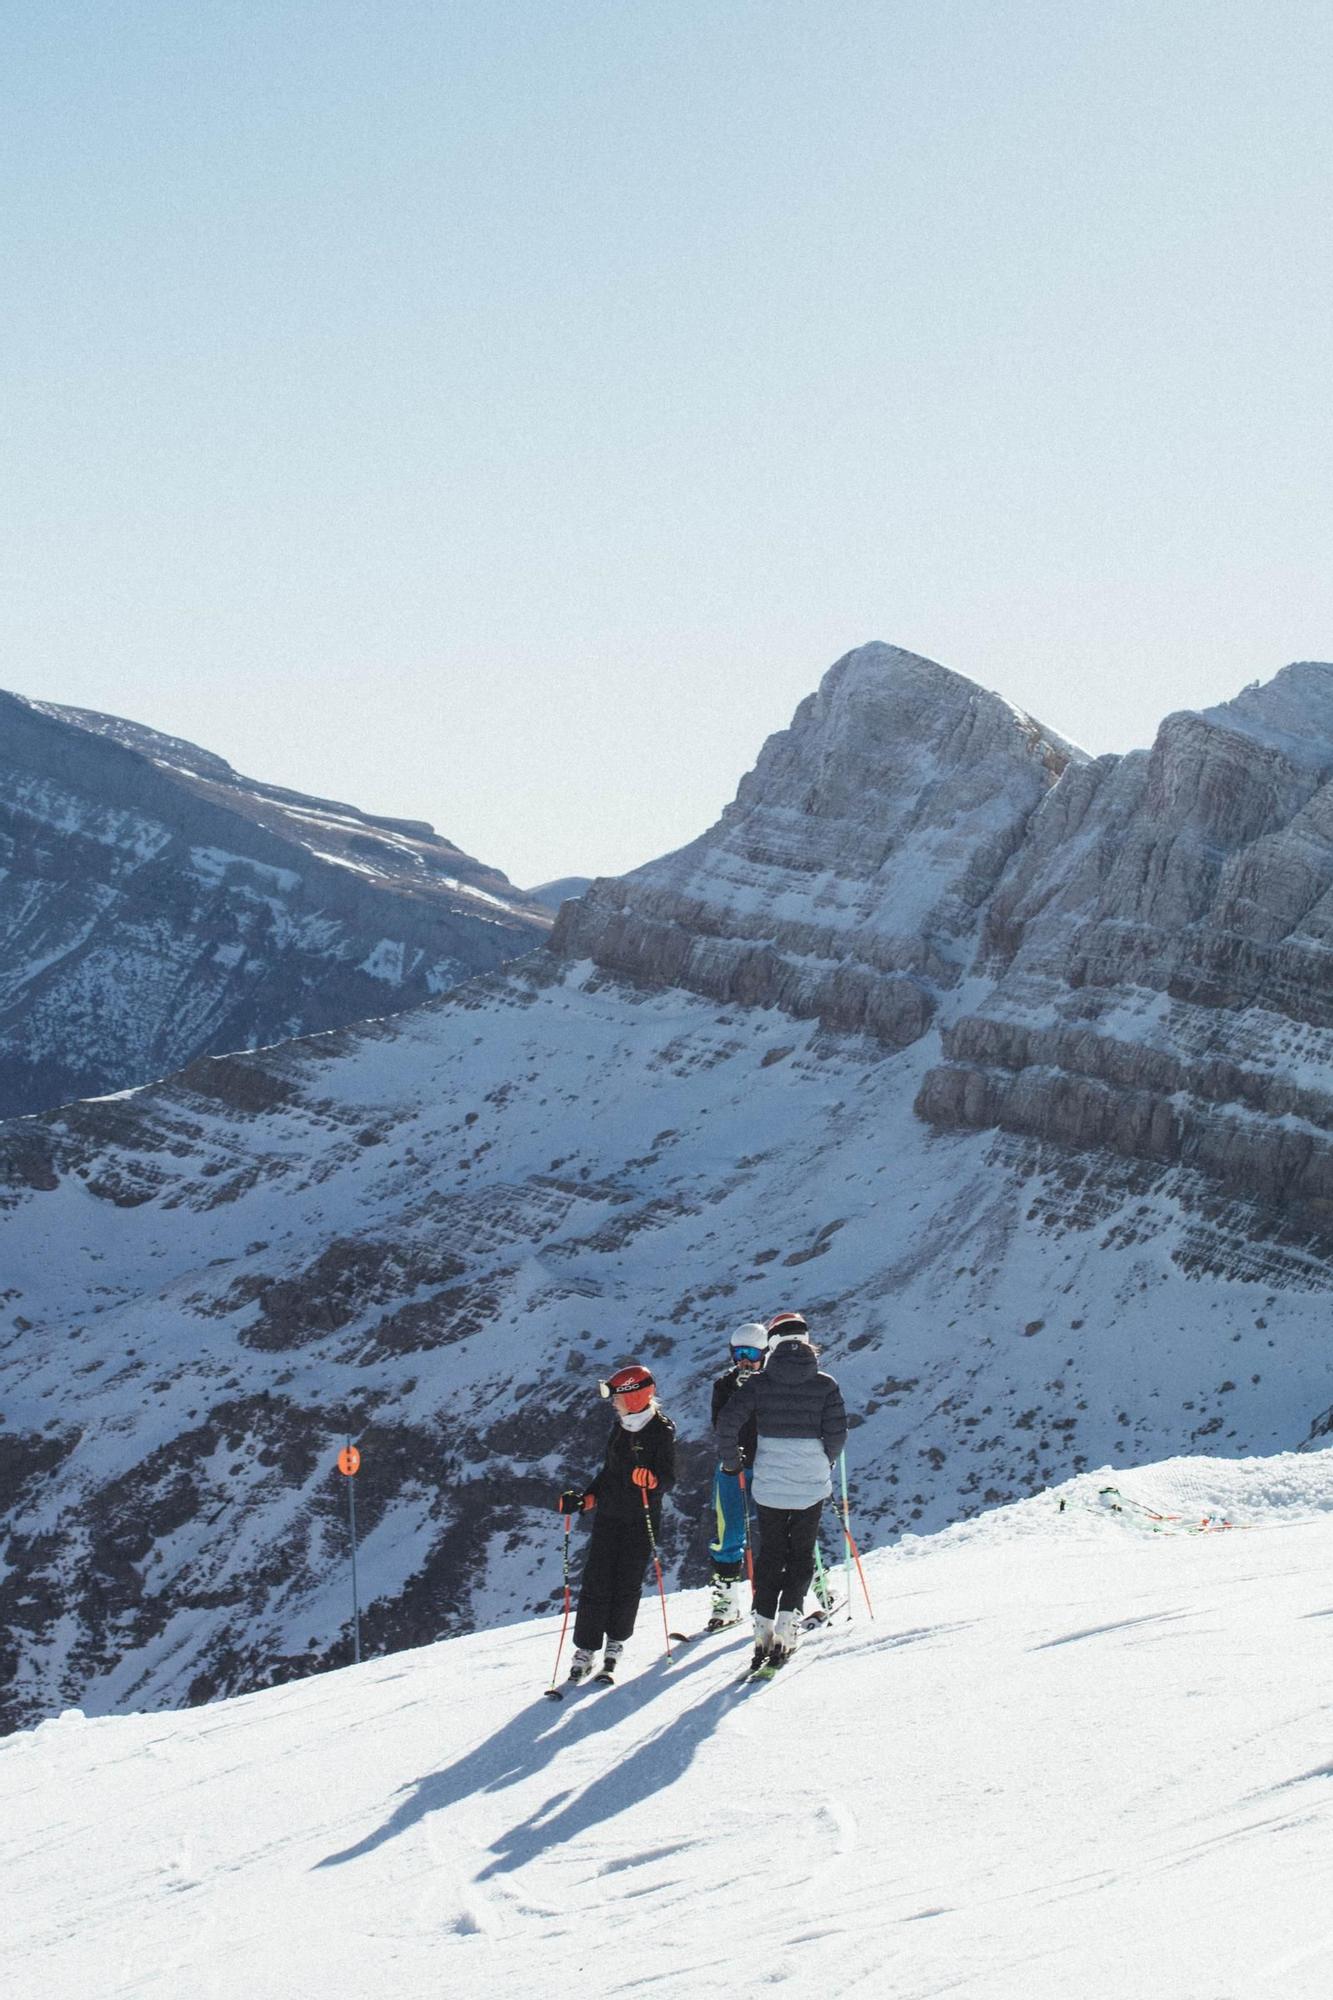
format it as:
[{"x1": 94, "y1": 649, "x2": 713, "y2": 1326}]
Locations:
[{"x1": 715, "y1": 1310, "x2": 847, "y2": 1671}]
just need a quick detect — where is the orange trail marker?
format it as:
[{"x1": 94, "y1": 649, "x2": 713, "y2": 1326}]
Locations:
[{"x1": 338, "y1": 1442, "x2": 362, "y2": 1663}]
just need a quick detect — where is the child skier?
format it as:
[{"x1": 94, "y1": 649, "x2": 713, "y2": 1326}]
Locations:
[
  {"x1": 706, "y1": 1322, "x2": 769, "y2": 1629},
  {"x1": 716, "y1": 1310, "x2": 847, "y2": 1673},
  {"x1": 556, "y1": 1363, "x2": 677, "y2": 1684}
]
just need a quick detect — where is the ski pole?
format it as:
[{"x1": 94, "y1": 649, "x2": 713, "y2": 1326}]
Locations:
[
  {"x1": 639, "y1": 1485, "x2": 674, "y2": 1661},
  {"x1": 838, "y1": 1453, "x2": 874, "y2": 1619},
  {"x1": 546, "y1": 1514, "x2": 574, "y2": 1695},
  {"x1": 838, "y1": 1450, "x2": 853, "y2": 1615},
  {"x1": 738, "y1": 1466, "x2": 755, "y2": 1589}
]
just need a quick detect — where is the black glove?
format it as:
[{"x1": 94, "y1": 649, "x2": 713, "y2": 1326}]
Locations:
[
  {"x1": 556, "y1": 1487, "x2": 592, "y2": 1515},
  {"x1": 721, "y1": 1463, "x2": 742, "y2": 1478}
]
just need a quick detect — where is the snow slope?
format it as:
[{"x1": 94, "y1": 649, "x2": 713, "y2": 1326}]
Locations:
[{"x1": 6, "y1": 1451, "x2": 1333, "y2": 2000}]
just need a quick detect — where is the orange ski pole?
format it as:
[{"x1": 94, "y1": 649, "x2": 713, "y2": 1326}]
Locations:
[
  {"x1": 738, "y1": 1466, "x2": 755, "y2": 1588},
  {"x1": 837, "y1": 1457, "x2": 875, "y2": 1621}
]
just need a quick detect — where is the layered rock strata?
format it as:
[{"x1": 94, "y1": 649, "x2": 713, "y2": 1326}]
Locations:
[{"x1": 917, "y1": 663, "x2": 1333, "y2": 1236}]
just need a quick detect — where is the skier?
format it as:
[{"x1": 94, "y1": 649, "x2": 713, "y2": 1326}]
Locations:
[
  {"x1": 705, "y1": 1322, "x2": 769, "y2": 1629},
  {"x1": 556, "y1": 1363, "x2": 677, "y2": 1684},
  {"x1": 716, "y1": 1310, "x2": 847, "y2": 1673}
]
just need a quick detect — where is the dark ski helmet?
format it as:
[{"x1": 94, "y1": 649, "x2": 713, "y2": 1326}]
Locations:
[
  {"x1": 598, "y1": 1363, "x2": 656, "y2": 1414},
  {"x1": 766, "y1": 1310, "x2": 808, "y2": 1341}
]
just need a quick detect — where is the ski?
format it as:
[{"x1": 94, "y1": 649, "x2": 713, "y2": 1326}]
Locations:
[
  {"x1": 802, "y1": 1597, "x2": 845, "y2": 1629},
  {"x1": 738, "y1": 1649, "x2": 792, "y2": 1686},
  {"x1": 667, "y1": 1617, "x2": 743, "y2": 1645}
]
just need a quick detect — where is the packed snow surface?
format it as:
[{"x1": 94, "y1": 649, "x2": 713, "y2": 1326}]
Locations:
[{"x1": 5, "y1": 1452, "x2": 1333, "y2": 1999}]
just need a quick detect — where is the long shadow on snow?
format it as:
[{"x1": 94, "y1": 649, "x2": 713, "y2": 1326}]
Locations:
[
  {"x1": 314, "y1": 1643, "x2": 724, "y2": 1872},
  {"x1": 475, "y1": 1619, "x2": 978, "y2": 1879}
]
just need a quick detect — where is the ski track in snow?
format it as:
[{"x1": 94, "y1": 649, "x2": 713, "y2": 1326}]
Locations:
[{"x1": 6, "y1": 1455, "x2": 1333, "y2": 1997}]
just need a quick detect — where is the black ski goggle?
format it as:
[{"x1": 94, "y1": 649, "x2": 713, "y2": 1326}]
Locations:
[
  {"x1": 598, "y1": 1378, "x2": 651, "y2": 1399},
  {"x1": 732, "y1": 1346, "x2": 764, "y2": 1364}
]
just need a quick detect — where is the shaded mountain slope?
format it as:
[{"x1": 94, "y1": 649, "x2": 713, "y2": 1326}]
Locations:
[{"x1": 0, "y1": 692, "x2": 549, "y2": 1115}]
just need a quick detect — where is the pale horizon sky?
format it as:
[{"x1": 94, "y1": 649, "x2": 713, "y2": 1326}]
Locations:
[{"x1": 4, "y1": 2, "x2": 1332, "y2": 885}]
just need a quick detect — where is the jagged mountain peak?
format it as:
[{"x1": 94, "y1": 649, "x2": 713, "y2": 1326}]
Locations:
[
  {"x1": 554, "y1": 640, "x2": 1078, "y2": 1046},
  {"x1": 749, "y1": 641, "x2": 1086, "y2": 810}
]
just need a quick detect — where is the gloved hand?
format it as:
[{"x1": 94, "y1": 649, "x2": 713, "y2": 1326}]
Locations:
[
  {"x1": 557, "y1": 1487, "x2": 593, "y2": 1514},
  {"x1": 721, "y1": 1463, "x2": 742, "y2": 1478},
  {"x1": 631, "y1": 1467, "x2": 658, "y2": 1490}
]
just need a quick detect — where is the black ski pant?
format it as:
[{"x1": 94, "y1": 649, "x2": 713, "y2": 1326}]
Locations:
[
  {"x1": 753, "y1": 1499, "x2": 823, "y2": 1619},
  {"x1": 573, "y1": 1513, "x2": 653, "y2": 1651}
]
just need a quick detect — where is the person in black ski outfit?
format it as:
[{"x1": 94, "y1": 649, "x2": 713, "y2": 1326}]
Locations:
[
  {"x1": 716, "y1": 1310, "x2": 847, "y2": 1672},
  {"x1": 556, "y1": 1363, "x2": 677, "y2": 1683}
]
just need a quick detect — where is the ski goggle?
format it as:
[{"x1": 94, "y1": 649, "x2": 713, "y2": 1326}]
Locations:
[
  {"x1": 732, "y1": 1346, "x2": 764, "y2": 1364},
  {"x1": 598, "y1": 1377, "x2": 653, "y2": 1400}
]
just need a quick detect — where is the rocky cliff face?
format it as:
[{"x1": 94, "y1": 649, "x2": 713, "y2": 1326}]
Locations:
[
  {"x1": 554, "y1": 645, "x2": 1080, "y2": 1046},
  {"x1": 917, "y1": 662, "x2": 1333, "y2": 1238},
  {"x1": 0, "y1": 694, "x2": 549, "y2": 1115},
  {"x1": 2, "y1": 644, "x2": 1332, "y2": 1736}
]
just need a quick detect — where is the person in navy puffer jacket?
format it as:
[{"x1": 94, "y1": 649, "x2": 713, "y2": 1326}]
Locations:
[{"x1": 715, "y1": 1310, "x2": 847, "y2": 1670}]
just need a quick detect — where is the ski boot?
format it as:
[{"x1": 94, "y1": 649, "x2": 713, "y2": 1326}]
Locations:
[
  {"x1": 567, "y1": 1647, "x2": 596, "y2": 1685},
  {"x1": 706, "y1": 1572, "x2": 744, "y2": 1632},
  {"x1": 745, "y1": 1612, "x2": 776, "y2": 1678},
  {"x1": 594, "y1": 1641, "x2": 624, "y2": 1685},
  {"x1": 770, "y1": 1608, "x2": 801, "y2": 1669}
]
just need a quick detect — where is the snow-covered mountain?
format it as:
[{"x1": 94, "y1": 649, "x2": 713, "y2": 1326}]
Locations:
[
  {"x1": 3, "y1": 641, "x2": 1333, "y2": 1735},
  {"x1": 7, "y1": 1452, "x2": 1333, "y2": 2000},
  {"x1": 0, "y1": 691, "x2": 550, "y2": 1116}
]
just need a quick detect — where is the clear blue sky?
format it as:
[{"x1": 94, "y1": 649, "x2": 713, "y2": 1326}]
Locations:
[{"x1": 4, "y1": 2, "x2": 1331, "y2": 883}]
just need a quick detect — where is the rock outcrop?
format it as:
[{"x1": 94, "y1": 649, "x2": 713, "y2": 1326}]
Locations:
[{"x1": 917, "y1": 662, "x2": 1333, "y2": 1235}]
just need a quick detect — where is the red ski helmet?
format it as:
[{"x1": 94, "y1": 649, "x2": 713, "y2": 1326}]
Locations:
[
  {"x1": 766, "y1": 1310, "x2": 808, "y2": 1341},
  {"x1": 598, "y1": 1363, "x2": 656, "y2": 1414}
]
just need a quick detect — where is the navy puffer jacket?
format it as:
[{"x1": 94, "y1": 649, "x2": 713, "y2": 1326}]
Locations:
[{"x1": 716, "y1": 1339, "x2": 847, "y2": 1509}]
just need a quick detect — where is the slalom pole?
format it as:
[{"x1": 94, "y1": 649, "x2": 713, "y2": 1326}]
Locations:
[
  {"x1": 639, "y1": 1484, "x2": 674, "y2": 1662},
  {"x1": 838, "y1": 1453, "x2": 875, "y2": 1620},
  {"x1": 545, "y1": 1514, "x2": 574, "y2": 1699},
  {"x1": 738, "y1": 1466, "x2": 755, "y2": 1589},
  {"x1": 337, "y1": 1444, "x2": 362, "y2": 1664}
]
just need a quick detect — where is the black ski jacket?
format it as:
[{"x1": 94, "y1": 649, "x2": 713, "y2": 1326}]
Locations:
[
  {"x1": 711, "y1": 1367, "x2": 758, "y2": 1465},
  {"x1": 586, "y1": 1410, "x2": 677, "y2": 1529},
  {"x1": 716, "y1": 1340, "x2": 847, "y2": 1467}
]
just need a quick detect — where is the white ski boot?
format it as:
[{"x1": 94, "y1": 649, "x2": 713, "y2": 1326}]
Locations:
[
  {"x1": 567, "y1": 1647, "x2": 596, "y2": 1684},
  {"x1": 595, "y1": 1641, "x2": 625, "y2": 1684},
  {"x1": 773, "y1": 1609, "x2": 802, "y2": 1665},
  {"x1": 747, "y1": 1612, "x2": 776, "y2": 1676}
]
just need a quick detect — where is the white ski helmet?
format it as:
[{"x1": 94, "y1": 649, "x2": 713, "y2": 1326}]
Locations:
[{"x1": 728, "y1": 1322, "x2": 769, "y2": 1368}]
